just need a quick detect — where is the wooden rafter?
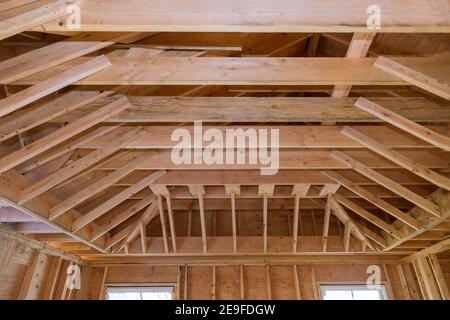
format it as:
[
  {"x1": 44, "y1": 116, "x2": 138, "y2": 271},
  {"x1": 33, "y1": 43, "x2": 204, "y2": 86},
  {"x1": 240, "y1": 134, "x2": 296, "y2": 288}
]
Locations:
[
  {"x1": 341, "y1": 126, "x2": 450, "y2": 191},
  {"x1": 374, "y1": 54, "x2": 450, "y2": 100},
  {"x1": 355, "y1": 97, "x2": 450, "y2": 151},
  {"x1": 0, "y1": 55, "x2": 111, "y2": 118},
  {"x1": 0, "y1": 96, "x2": 131, "y2": 175}
]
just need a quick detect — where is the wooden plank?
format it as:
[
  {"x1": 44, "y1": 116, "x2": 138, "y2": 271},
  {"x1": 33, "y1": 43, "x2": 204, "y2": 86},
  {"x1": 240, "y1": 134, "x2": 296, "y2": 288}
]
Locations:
[
  {"x1": 225, "y1": 185, "x2": 240, "y2": 253},
  {"x1": 189, "y1": 185, "x2": 207, "y2": 254},
  {"x1": 0, "y1": 96, "x2": 131, "y2": 174},
  {"x1": 157, "y1": 194, "x2": 169, "y2": 254},
  {"x1": 14, "y1": 56, "x2": 450, "y2": 86},
  {"x1": 292, "y1": 193, "x2": 300, "y2": 253},
  {"x1": 90, "y1": 195, "x2": 155, "y2": 241},
  {"x1": 322, "y1": 196, "x2": 332, "y2": 252},
  {"x1": 323, "y1": 170, "x2": 419, "y2": 230},
  {"x1": 416, "y1": 257, "x2": 442, "y2": 300},
  {"x1": 47, "y1": 96, "x2": 450, "y2": 123},
  {"x1": 0, "y1": 90, "x2": 114, "y2": 143},
  {"x1": 49, "y1": 152, "x2": 158, "y2": 220},
  {"x1": 166, "y1": 195, "x2": 177, "y2": 253},
  {"x1": 0, "y1": 0, "x2": 68, "y2": 41},
  {"x1": 0, "y1": 171, "x2": 108, "y2": 253},
  {"x1": 0, "y1": 55, "x2": 111, "y2": 118},
  {"x1": 332, "y1": 33, "x2": 376, "y2": 97},
  {"x1": 355, "y1": 97, "x2": 450, "y2": 151},
  {"x1": 374, "y1": 54, "x2": 450, "y2": 100},
  {"x1": 72, "y1": 170, "x2": 166, "y2": 231},
  {"x1": 293, "y1": 265, "x2": 301, "y2": 300},
  {"x1": 330, "y1": 151, "x2": 441, "y2": 217},
  {"x1": 0, "y1": 33, "x2": 141, "y2": 84},
  {"x1": 19, "y1": 127, "x2": 144, "y2": 204},
  {"x1": 36, "y1": 0, "x2": 450, "y2": 33},
  {"x1": 0, "y1": 0, "x2": 38, "y2": 12},
  {"x1": 343, "y1": 221, "x2": 351, "y2": 252},
  {"x1": 82, "y1": 125, "x2": 450, "y2": 149},
  {"x1": 17, "y1": 250, "x2": 46, "y2": 299},
  {"x1": 341, "y1": 126, "x2": 450, "y2": 191},
  {"x1": 333, "y1": 193, "x2": 402, "y2": 239},
  {"x1": 139, "y1": 223, "x2": 147, "y2": 254},
  {"x1": 429, "y1": 254, "x2": 450, "y2": 300}
]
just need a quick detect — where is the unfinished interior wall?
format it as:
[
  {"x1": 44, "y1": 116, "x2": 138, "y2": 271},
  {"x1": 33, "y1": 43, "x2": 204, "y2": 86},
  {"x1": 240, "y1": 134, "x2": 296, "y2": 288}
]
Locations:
[
  {"x1": 0, "y1": 228, "x2": 89, "y2": 300},
  {"x1": 86, "y1": 263, "x2": 407, "y2": 300},
  {"x1": 1, "y1": 228, "x2": 449, "y2": 300}
]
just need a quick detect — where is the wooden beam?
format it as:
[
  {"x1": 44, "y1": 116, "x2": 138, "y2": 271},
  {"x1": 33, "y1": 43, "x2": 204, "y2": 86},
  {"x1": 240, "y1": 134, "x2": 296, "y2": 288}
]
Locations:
[
  {"x1": 332, "y1": 33, "x2": 376, "y2": 97},
  {"x1": 44, "y1": 96, "x2": 450, "y2": 123},
  {"x1": 36, "y1": 0, "x2": 450, "y2": 33},
  {"x1": 13, "y1": 56, "x2": 450, "y2": 86},
  {"x1": 189, "y1": 185, "x2": 207, "y2": 254},
  {"x1": 323, "y1": 170, "x2": 419, "y2": 230},
  {"x1": 50, "y1": 153, "x2": 159, "y2": 220},
  {"x1": 341, "y1": 126, "x2": 450, "y2": 191},
  {"x1": 0, "y1": 55, "x2": 111, "y2": 118},
  {"x1": 374, "y1": 54, "x2": 450, "y2": 100},
  {"x1": 0, "y1": 33, "x2": 142, "y2": 84},
  {"x1": 355, "y1": 97, "x2": 450, "y2": 151},
  {"x1": 86, "y1": 248, "x2": 405, "y2": 265},
  {"x1": 343, "y1": 221, "x2": 351, "y2": 252},
  {"x1": 0, "y1": 171, "x2": 108, "y2": 253},
  {"x1": 139, "y1": 223, "x2": 147, "y2": 254},
  {"x1": 330, "y1": 151, "x2": 441, "y2": 217},
  {"x1": 0, "y1": 96, "x2": 131, "y2": 174},
  {"x1": 416, "y1": 257, "x2": 442, "y2": 299},
  {"x1": 318, "y1": 184, "x2": 340, "y2": 198},
  {"x1": 72, "y1": 170, "x2": 166, "y2": 231},
  {"x1": 333, "y1": 193, "x2": 402, "y2": 240},
  {"x1": 0, "y1": 0, "x2": 68, "y2": 41},
  {"x1": 322, "y1": 196, "x2": 332, "y2": 252},
  {"x1": 19, "y1": 127, "x2": 144, "y2": 204},
  {"x1": 156, "y1": 194, "x2": 169, "y2": 254},
  {"x1": 225, "y1": 185, "x2": 240, "y2": 253},
  {"x1": 328, "y1": 197, "x2": 376, "y2": 252},
  {"x1": 166, "y1": 194, "x2": 177, "y2": 253},
  {"x1": 0, "y1": 90, "x2": 114, "y2": 143},
  {"x1": 17, "y1": 251, "x2": 47, "y2": 299},
  {"x1": 259, "y1": 185, "x2": 274, "y2": 254}
]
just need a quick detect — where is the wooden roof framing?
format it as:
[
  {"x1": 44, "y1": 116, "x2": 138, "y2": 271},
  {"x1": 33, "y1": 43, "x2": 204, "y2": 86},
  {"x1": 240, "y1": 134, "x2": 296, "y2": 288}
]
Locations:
[{"x1": 0, "y1": 0, "x2": 448, "y2": 265}]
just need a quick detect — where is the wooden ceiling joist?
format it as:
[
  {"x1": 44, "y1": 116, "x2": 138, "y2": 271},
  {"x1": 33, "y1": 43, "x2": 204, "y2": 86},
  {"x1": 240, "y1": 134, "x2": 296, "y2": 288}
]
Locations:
[
  {"x1": 35, "y1": 0, "x2": 450, "y2": 33},
  {"x1": 55, "y1": 96, "x2": 450, "y2": 123},
  {"x1": 92, "y1": 149, "x2": 448, "y2": 170},
  {"x1": 0, "y1": 55, "x2": 111, "y2": 118},
  {"x1": 0, "y1": 96, "x2": 131, "y2": 174},
  {"x1": 11, "y1": 56, "x2": 449, "y2": 86}
]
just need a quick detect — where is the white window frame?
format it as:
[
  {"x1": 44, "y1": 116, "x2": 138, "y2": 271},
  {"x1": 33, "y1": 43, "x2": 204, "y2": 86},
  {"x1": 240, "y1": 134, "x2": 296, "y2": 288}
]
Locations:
[
  {"x1": 320, "y1": 284, "x2": 389, "y2": 300},
  {"x1": 106, "y1": 285, "x2": 175, "y2": 300}
]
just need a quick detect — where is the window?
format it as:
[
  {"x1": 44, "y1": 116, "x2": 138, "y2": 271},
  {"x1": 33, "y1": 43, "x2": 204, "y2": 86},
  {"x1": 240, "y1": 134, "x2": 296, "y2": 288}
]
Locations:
[
  {"x1": 320, "y1": 285, "x2": 388, "y2": 300},
  {"x1": 106, "y1": 286, "x2": 174, "y2": 300}
]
